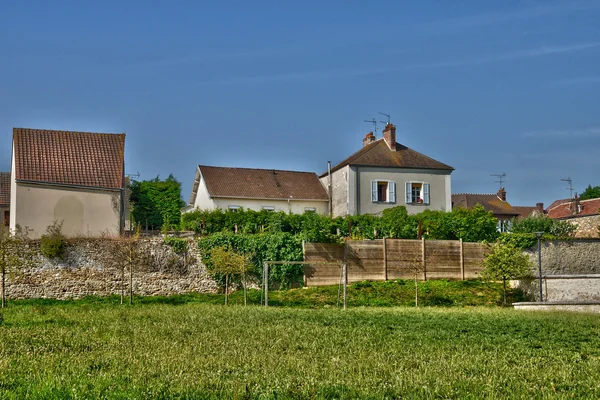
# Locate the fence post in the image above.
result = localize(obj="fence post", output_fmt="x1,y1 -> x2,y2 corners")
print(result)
460,238 -> 465,280
302,240 -> 306,287
383,237 -> 388,281
343,262 -> 347,310
263,261 -> 268,307
422,238 -> 427,281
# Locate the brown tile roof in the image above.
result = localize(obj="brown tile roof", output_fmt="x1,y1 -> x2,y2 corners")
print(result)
321,139 -> 453,177
13,128 -> 125,190
198,166 -> 329,201
547,198 -> 570,211
547,198 -> 600,219
0,172 -> 10,208
452,193 -> 520,217
512,206 -> 541,220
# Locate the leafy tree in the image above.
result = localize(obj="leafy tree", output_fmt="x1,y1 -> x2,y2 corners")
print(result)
580,185 -> 600,200
449,204 -> 500,243
482,243 -> 533,305
207,246 -> 252,305
510,216 -> 575,238
0,225 -> 32,308
129,175 -> 186,230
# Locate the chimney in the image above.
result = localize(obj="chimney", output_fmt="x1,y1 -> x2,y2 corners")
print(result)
362,132 -> 376,147
497,187 -> 506,201
536,202 -> 544,213
382,123 -> 396,151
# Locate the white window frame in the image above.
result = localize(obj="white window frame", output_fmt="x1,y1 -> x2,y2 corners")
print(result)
228,205 -> 241,212
262,206 -> 275,212
405,181 -> 430,205
371,180 -> 396,204
304,207 -> 317,212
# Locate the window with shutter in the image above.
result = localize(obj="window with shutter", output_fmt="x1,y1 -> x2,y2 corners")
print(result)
423,183 -> 430,205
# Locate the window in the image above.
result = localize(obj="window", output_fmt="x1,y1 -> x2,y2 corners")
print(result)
304,207 -> 317,212
228,205 -> 241,212
371,180 -> 396,203
497,219 -> 511,233
262,206 -> 275,212
405,182 -> 430,205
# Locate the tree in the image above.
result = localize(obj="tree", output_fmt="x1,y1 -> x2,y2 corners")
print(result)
449,204 -> 500,242
207,246 -> 252,305
482,243 -> 533,305
104,228 -> 149,305
0,225 -> 32,308
580,185 -> 600,200
509,216 -> 575,238
129,175 -> 186,230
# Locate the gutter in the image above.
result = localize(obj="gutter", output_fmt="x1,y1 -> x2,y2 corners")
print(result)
16,179 -> 122,192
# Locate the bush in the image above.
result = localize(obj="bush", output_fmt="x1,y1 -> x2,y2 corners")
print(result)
40,221 -> 66,259
509,216 -> 575,238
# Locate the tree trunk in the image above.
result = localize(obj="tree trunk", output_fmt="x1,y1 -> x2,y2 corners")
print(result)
414,274 -> 418,307
1,268 -> 5,309
129,264 -> 133,305
120,267 -> 124,305
225,274 -> 229,305
503,277 -> 507,306
243,273 -> 247,307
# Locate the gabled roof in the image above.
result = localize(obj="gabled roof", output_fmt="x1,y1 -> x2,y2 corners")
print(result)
193,165 -> 329,204
512,206 -> 542,220
452,193 -> 520,216
12,128 -> 125,190
547,198 -> 600,219
321,138 -> 453,177
0,172 -> 10,208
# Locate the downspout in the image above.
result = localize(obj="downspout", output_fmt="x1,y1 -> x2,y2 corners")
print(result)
328,161 -> 332,218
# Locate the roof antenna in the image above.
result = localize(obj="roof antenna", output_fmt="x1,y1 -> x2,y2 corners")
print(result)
126,171 -> 140,180
379,112 -> 391,125
363,118 -> 378,135
490,172 -> 506,189
560,177 -> 573,199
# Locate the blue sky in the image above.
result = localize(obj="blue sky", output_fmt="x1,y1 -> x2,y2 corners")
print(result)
1,0 -> 599,207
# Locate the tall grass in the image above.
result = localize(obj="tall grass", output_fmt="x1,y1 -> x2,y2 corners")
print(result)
1,302 -> 599,398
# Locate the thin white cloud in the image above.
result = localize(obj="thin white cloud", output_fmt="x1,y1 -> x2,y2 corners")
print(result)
523,127 -> 600,138
191,42 -> 600,86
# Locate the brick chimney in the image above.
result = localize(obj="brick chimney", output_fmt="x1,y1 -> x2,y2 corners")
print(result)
382,123 -> 396,151
363,132 -> 376,147
536,202 -> 544,213
497,187 -> 506,201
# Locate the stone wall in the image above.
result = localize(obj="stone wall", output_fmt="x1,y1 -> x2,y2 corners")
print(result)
518,240 -> 600,302
5,237 -> 219,300
567,215 -> 600,238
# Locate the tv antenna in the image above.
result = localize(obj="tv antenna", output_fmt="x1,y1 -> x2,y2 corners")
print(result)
490,172 -> 506,189
379,112 -> 391,125
560,177 -> 573,199
364,118 -> 378,135
126,171 -> 141,180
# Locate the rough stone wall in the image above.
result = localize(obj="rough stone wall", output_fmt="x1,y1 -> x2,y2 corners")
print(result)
5,237 -> 219,300
518,240 -> 600,302
566,215 -> 600,238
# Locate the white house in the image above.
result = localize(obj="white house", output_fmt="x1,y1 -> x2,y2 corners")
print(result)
320,123 -> 453,217
187,165 -> 329,214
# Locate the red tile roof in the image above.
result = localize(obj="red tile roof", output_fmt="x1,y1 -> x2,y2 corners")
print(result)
321,139 -> 453,177
198,166 -> 329,201
452,193 -> 520,217
547,198 -> 600,219
13,128 -> 125,190
0,172 -> 10,208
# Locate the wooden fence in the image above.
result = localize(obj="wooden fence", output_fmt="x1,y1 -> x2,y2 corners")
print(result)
303,239 -> 487,287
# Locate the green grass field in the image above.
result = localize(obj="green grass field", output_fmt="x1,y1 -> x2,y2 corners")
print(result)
1,289 -> 599,399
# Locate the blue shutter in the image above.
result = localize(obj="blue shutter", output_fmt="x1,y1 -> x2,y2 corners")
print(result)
372,181 -> 378,202
405,182 -> 412,204
389,181 -> 396,203
423,183 -> 430,205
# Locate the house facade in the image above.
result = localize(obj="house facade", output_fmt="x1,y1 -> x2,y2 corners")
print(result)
188,165 -> 329,214
320,124 -> 453,217
451,188 -> 520,232
547,196 -> 600,238
10,128 -> 126,239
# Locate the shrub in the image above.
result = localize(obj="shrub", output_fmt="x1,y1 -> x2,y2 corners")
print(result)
40,221 -> 66,260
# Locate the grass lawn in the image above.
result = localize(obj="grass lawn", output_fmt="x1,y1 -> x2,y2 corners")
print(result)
1,292 -> 599,399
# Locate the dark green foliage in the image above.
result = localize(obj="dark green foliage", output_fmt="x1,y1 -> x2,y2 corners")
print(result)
580,185 -> 600,200
510,215 -> 576,237
40,221 -> 66,260
129,175 -> 186,230
163,237 -> 187,254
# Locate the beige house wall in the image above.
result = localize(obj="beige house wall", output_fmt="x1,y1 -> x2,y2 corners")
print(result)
11,183 -> 121,239
319,165 -> 349,217
356,166 -> 451,215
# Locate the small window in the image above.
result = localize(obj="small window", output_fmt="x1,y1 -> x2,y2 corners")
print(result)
405,182 -> 430,205
262,206 -> 275,212
228,205 -> 241,212
304,207 -> 317,213
371,180 -> 396,203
